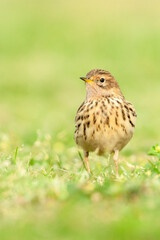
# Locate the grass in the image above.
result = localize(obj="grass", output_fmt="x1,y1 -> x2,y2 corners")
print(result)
0,0 -> 160,239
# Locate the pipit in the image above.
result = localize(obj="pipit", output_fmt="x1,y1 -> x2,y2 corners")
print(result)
74,69 -> 137,176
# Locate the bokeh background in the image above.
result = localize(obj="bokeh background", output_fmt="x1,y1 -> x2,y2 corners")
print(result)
0,0 -> 160,239
0,0 -> 159,151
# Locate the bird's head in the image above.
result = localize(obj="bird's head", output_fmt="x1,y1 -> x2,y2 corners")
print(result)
80,69 -> 123,99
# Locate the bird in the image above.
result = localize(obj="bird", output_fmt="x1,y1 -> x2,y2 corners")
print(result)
74,69 -> 137,177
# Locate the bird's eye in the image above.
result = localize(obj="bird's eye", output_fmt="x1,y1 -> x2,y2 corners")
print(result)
100,78 -> 105,83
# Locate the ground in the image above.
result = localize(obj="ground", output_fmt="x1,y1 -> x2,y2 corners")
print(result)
0,1 -> 160,239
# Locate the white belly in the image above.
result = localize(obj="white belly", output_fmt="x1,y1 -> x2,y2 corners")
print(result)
76,123 -> 134,155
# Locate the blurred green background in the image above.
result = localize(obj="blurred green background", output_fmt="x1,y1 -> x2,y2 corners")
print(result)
0,0 -> 160,239
0,0 -> 159,151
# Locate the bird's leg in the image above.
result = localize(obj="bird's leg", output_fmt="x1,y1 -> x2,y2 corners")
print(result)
107,154 -> 111,162
84,151 -> 90,173
113,150 -> 119,177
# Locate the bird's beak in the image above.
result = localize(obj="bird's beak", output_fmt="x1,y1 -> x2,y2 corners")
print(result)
80,77 -> 93,83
